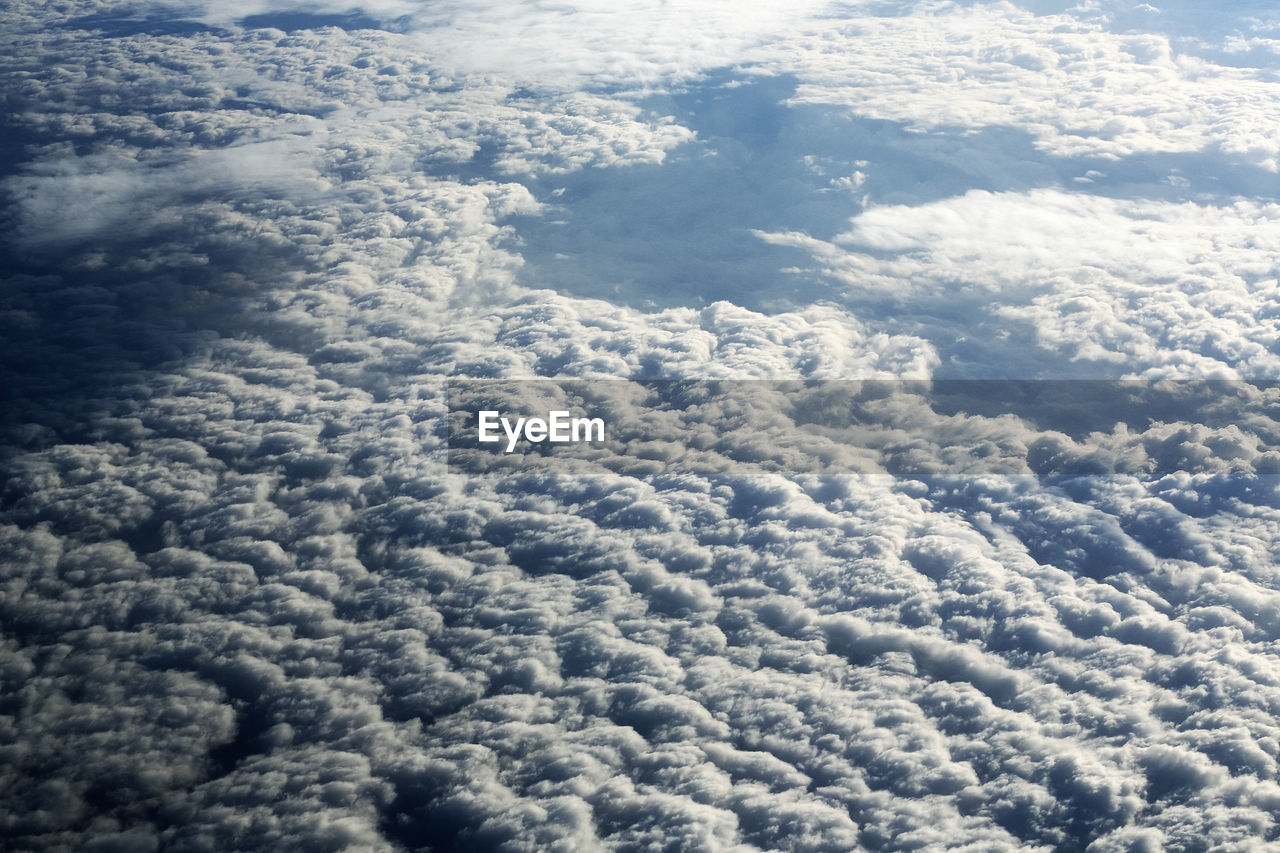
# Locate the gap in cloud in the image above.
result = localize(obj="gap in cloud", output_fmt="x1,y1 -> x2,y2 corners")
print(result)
0,118 -> 41,187
60,7 -> 410,36
59,12 -> 226,38
500,68 -> 1278,336
504,71 -> 1061,313
237,11 -> 410,33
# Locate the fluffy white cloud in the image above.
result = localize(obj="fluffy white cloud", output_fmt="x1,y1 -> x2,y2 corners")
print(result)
5,0 -> 1280,850
760,189 -> 1280,376
770,3 -> 1280,169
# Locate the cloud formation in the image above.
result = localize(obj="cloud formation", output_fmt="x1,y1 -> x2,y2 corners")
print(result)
760,189 -> 1280,377
773,3 -> 1280,169
4,0 -> 1280,850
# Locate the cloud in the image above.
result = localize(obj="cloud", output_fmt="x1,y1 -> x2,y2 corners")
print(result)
5,0 -> 1280,850
760,189 -> 1280,376
154,0 -> 842,90
7,347 -> 1280,850
771,3 -> 1280,169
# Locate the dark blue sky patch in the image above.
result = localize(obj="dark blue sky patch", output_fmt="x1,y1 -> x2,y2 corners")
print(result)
60,12 -> 224,38
238,11 -> 408,33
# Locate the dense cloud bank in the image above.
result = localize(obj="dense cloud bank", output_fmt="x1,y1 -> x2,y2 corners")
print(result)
4,0 -> 1280,850
6,354 -> 1280,850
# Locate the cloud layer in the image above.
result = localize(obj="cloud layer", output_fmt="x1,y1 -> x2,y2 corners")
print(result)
4,0 -> 1280,850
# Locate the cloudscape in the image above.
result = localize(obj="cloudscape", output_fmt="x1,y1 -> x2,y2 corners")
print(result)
3,1 -> 1280,850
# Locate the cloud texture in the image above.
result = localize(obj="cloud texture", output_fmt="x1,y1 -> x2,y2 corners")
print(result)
3,0 -> 1280,850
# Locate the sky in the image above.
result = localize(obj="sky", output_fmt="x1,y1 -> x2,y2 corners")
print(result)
3,1 -> 1280,850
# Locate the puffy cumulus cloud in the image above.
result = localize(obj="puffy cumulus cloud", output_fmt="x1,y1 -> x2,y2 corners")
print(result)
8,349 -> 1280,849
128,0 -> 844,90
3,2 -> 937,384
443,296 -> 938,379
1016,0 -> 1280,70
760,189 -> 1280,377
770,2 -> 1280,169
401,0 -> 841,89
0,18 -> 690,246
5,0 -> 1280,851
